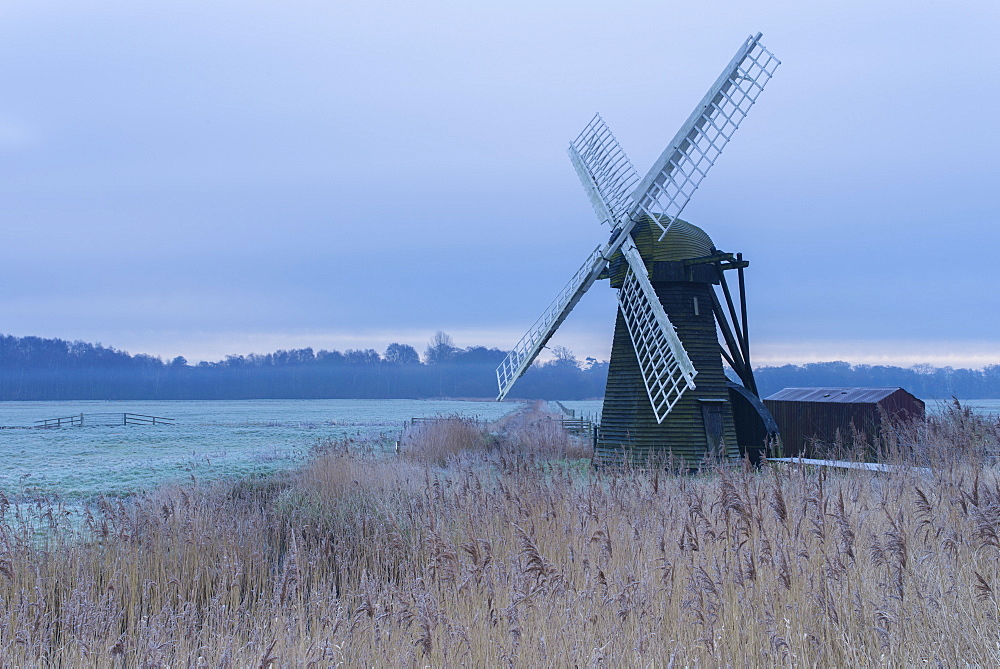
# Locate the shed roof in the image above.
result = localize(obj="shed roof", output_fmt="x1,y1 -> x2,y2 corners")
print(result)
764,387 -> 911,404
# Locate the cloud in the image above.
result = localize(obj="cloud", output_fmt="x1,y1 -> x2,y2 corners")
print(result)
752,340 -> 1000,370
0,0 -> 997,371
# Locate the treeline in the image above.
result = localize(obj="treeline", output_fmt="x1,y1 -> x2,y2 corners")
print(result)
3,334 -> 1000,400
752,361 -> 1000,400
0,333 -> 608,400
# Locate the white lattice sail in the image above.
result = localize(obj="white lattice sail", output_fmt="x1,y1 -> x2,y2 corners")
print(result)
495,246 -> 607,400
631,33 -> 780,238
567,114 -> 640,229
496,120 -> 640,399
617,241 -> 697,422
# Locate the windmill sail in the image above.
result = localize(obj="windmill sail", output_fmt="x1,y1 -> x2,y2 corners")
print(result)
631,33 -> 779,238
567,117 -> 699,420
567,114 -> 641,230
496,120 -> 639,399
496,32 -> 778,411
496,246 -> 607,400
618,240 -> 697,422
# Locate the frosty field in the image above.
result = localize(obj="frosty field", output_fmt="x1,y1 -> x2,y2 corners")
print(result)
2,396 -> 995,502
0,399 -> 523,500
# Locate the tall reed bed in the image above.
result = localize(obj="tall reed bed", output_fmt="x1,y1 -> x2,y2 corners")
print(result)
0,404 -> 998,664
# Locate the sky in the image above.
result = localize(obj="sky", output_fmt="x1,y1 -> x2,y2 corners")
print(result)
1,0 -> 997,368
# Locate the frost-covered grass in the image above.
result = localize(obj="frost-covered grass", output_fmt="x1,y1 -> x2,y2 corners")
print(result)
1,402 -> 999,665
0,398 -> 521,499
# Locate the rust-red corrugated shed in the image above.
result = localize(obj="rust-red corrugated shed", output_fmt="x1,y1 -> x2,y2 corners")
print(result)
763,387 -> 924,457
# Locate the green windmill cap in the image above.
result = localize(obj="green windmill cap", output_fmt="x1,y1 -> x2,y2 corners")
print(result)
606,216 -> 716,286
630,216 -> 715,262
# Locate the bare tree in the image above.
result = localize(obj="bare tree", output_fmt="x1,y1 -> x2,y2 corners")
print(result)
550,345 -> 578,367
424,331 -> 457,365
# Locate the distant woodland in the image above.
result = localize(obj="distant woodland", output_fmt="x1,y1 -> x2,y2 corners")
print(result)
0,333 -> 605,401
0,333 -> 998,401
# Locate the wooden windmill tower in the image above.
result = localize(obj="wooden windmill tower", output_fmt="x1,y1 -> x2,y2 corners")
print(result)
496,33 -> 781,466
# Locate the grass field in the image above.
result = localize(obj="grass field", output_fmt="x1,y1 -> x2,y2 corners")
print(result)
1,401 -> 999,665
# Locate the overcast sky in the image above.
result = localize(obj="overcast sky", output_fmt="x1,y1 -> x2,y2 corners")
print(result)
1,0 -> 997,368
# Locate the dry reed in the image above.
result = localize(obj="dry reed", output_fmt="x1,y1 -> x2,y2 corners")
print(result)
0,403 -> 998,665
398,416 -> 494,466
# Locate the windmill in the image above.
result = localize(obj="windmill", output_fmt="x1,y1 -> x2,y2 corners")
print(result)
495,33 -> 781,466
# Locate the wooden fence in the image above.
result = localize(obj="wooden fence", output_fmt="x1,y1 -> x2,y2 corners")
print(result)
34,412 -> 174,428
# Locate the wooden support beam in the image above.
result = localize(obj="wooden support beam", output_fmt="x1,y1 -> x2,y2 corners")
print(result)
719,345 -> 739,372
717,268 -> 750,365
709,288 -> 749,383
736,254 -> 758,396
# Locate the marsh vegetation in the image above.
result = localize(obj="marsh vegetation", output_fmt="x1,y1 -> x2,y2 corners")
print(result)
1,402 -> 999,664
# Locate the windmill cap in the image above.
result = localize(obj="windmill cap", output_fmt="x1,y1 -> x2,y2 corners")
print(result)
631,216 -> 715,262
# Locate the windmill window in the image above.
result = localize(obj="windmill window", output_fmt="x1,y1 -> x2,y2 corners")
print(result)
693,297 -> 700,316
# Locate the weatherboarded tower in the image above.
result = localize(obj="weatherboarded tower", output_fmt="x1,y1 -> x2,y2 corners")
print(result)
595,219 -> 740,465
